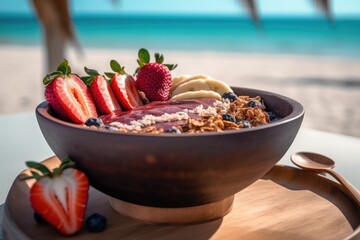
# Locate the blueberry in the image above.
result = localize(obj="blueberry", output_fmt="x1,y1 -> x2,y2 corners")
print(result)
222,92 -> 237,102
164,128 -> 181,134
33,212 -> 47,224
237,120 -> 251,128
246,100 -> 263,109
85,213 -> 107,232
85,117 -> 103,127
222,114 -> 236,123
267,111 -> 279,121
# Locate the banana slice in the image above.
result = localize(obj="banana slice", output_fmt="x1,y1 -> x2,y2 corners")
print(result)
171,74 -> 212,91
172,78 -> 233,97
171,90 -> 221,100
205,79 -> 233,95
172,80 -> 210,96
172,75 -> 191,89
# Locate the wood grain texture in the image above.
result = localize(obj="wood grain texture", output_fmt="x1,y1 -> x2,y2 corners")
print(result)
2,156 -> 359,240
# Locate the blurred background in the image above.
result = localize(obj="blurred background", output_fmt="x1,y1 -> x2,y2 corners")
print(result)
0,0 -> 359,137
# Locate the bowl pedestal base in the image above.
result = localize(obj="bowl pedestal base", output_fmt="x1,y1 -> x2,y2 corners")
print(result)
109,196 -> 235,225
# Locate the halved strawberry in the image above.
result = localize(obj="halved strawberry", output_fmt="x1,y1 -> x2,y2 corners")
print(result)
81,67 -> 121,115
45,81 -> 70,121
24,158 -> 89,235
43,60 -> 97,124
105,60 -> 143,110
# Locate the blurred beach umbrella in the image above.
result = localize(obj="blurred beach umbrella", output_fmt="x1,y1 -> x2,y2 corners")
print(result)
313,0 -> 333,22
240,0 -> 260,27
239,0 -> 332,26
31,0 -> 77,72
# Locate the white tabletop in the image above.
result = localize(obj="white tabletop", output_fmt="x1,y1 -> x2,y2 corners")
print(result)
0,112 -> 359,204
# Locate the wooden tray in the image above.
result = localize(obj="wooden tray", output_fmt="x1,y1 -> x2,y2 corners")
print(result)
2,156 -> 360,240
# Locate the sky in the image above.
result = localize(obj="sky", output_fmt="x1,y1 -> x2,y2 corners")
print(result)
0,0 -> 359,17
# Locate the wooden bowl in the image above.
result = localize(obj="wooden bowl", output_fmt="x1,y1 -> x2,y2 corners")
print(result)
35,87 -> 304,208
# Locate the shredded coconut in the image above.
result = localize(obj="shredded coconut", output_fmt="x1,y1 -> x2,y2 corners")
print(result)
213,99 -> 230,114
108,100 -> 231,131
109,111 -> 189,131
188,104 -> 218,117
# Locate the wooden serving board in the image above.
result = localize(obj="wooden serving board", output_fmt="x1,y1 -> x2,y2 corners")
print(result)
2,156 -> 360,240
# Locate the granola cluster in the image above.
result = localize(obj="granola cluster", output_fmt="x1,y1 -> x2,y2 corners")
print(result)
103,96 -> 273,134
178,96 -> 270,133
228,96 -> 270,127
179,115 -> 239,133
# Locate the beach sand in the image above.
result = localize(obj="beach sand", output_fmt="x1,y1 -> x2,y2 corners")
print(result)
1,45 -> 360,137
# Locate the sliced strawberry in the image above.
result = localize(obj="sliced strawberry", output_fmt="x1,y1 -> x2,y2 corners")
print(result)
111,74 -> 143,110
90,75 -> 121,114
25,159 -> 89,235
53,75 -> 97,124
45,81 -> 69,120
81,67 -> 121,115
43,60 -> 98,124
105,60 -> 143,110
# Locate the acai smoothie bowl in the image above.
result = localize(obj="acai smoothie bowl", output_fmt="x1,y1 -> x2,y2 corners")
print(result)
33,48 -> 304,232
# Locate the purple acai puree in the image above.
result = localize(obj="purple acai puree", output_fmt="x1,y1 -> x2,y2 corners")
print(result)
100,98 -> 217,130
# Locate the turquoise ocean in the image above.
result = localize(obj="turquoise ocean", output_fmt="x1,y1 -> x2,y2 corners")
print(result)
0,14 -> 360,58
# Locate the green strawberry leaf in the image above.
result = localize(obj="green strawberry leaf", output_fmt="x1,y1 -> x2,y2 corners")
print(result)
110,60 -> 122,73
43,71 -> 62,85
26,161 -> 51,176
164,64 -> 178,71
84,66 -> 100,76
60,157 -> 71,167
134,59 -> 146,75
138,48 -> 150,64
57,59 -> 69,75
104,72 -> 115,79
137,59 -> 145,67
59,157 -> 76,171
19,173 -> 35,180
80,76 -> 95,86
30,170 -> 42,180
66,65 -> 72,75
20,170 -> 43,180
154,53 -> 164,64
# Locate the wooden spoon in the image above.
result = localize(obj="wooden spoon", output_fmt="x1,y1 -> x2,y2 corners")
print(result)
291,152 -> 360,206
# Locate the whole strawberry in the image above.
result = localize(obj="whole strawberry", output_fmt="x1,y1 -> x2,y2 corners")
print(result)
135,48 -> 177,101
23,158 -> 89,235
